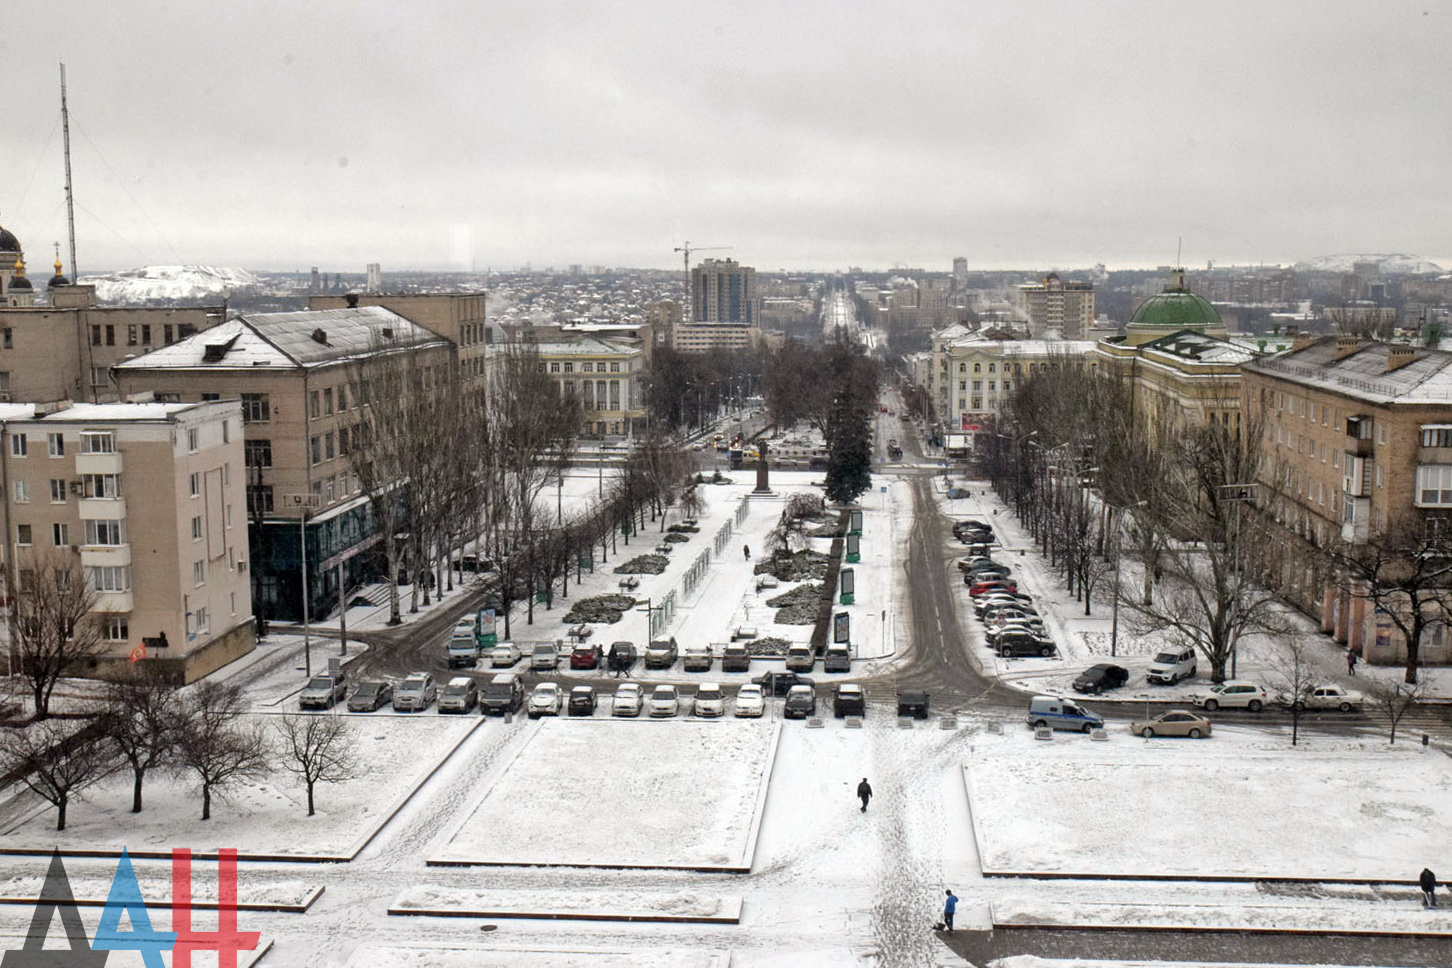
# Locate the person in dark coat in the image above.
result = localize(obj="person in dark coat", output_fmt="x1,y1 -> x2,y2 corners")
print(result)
943,889 -> 958,931
1347,650 -> 1358,675
744,544 -> 751,560
1420,867 -> 1438,908
856,777 -> 872,812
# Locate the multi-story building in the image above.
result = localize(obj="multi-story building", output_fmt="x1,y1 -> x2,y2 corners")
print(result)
930,327 -> 1096,442
1,400 -> 253,682
1241,336 -> 1452,666
114,306 -> 454,622
309,291 -> 490,386
0,221 -> 224,404
529,333 -> 646,438
691,258 -> 758,325
1016,273 -> 1096,339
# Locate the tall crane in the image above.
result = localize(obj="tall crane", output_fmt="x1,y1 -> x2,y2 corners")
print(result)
673,241 -> 732,319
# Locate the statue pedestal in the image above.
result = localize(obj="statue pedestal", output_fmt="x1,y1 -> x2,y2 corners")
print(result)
751,458 -> 773,495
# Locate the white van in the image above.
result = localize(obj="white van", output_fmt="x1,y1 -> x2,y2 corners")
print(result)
1146,647 -> 1197,685
1025,695 -> 1103,733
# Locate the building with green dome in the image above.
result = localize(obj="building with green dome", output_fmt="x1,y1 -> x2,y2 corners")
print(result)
1123,268 -> 1228,346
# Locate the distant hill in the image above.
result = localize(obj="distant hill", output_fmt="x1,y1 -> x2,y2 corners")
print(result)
1292,254 -> 1444,275
75,265 -> 262,305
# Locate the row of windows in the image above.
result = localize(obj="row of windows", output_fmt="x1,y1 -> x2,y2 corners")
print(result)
9,431 -> 116,458
90,322 -> 196,348
12,473 -> 124,503
14,518 -> 125,546
247,472 -> 359,514
545,360 -> 626,374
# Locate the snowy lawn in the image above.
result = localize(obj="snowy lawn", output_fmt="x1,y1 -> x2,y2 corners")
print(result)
433,718 -> 779,869
0,865 -> 317,910
966,725 -> 1452,879
0,715 -> 477,860
344,947 -> 725,968
0,907 -> 271,968
390,885 -> 741,922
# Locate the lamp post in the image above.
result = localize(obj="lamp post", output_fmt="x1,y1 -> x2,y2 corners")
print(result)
286,492 -> 322,678
1217,483 -> 1259,679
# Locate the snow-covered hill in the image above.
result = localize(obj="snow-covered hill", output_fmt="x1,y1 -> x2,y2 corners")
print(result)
1292,253 -> 1444,275
75,265 -> 262,305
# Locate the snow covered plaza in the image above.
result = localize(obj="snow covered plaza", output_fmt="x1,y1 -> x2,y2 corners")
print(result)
3,408 -> 1451,968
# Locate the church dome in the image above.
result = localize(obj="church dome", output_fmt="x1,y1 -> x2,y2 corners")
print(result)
0,225 -> 19,253
1129,269 -> 1221,329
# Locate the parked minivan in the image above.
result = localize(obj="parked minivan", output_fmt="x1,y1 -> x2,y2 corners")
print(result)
1025,695 -> 1103,733
438,676 -> 479,713
480,673 -> 525,715
1146,647 -> 1197,685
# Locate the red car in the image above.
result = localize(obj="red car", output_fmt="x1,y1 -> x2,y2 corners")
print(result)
570,644 -> 603,670
969,579 -> 1018,597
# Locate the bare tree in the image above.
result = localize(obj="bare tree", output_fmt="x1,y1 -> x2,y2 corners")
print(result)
100,671 -> 181,813
274,714 -> 359,817
175,681 -> 268,821
1268,638 -> 1320,746
5,551 -> 106,721
2,718 -> 115,831
1317,513 -> 1452,685
1363,676 -> 1427,744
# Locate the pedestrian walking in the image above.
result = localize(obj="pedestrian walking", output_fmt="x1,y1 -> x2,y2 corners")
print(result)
743,544 -> 751,560
1347,650 -> 1358,675
857,778 -> 872,812
1420,867 -> 1439,908
943,889 -> 958,931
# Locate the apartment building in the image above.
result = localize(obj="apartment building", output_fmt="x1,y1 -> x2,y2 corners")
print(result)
1241,336 -> 1452,666
309,291 -> 490,385
1016,273 -> 1096,339
929,328 -> 1095,438
114,306 -> 454,622
530,334 -> 646,437
1,400 -> 253,682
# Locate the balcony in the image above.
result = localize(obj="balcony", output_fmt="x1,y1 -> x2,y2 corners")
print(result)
79,497 -> 126,519
80,544 -> 131,568
1341,496 -> 1370,544
93,591 -> 134,613
76,452 -> 123,475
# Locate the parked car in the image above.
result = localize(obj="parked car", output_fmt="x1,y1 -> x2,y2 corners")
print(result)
963,563 -> 1012,580
644,638 -> 679,670
447,620 -> 481,669
832,683 -> 866,718
1146,646 -> 1198,685
692,683 -> 726,717
682,644 -> 714,672
489,641 -> 522,668
823,645 -> 852,673
438,676 -> 479,713
785,645 -> 816,672
480,673 -> 525,715
734,684 -> 766,717
347,681 -> 392,712
570,643 -> 603,670
952,519 -> 991,534
1026,695 -> 1103,732
612,682 -> 643,717
981,606 -> 1041,628
721,644 -> 752,673
1131,709 -> 1212,738
956,556 -> 998,572
607,641 -> 638,673
969,579 -> 1019,596
530,643 -> 560,671
975,594 -> 1034,616
649,684 -> 680,717
752,670 -> 816,696
783,685 -> 817,719
1277,683 -> 1365,712
392,672 -> 438,712
299,673 -> 349,710
527,682 -> 562,718
452,555 -> 495,572
996,634 -> 1057,658
1073,663 -> 1130,694
1191,680 -> 1268,712
567,685 -> 597,716
897,690 -> 931,719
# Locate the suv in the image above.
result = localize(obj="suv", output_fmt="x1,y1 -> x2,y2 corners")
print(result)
1146,647 -> 1197,685
530,643 -> 561,671
1190,680 -> 1268,712
783,685 -> 817,719
721,645 -> 751,672
392,673 -> 437,712
447,620 -> 479,668
785,645 -> 815,672
823,645 -> 852,673
607,641 -> 637,673
832,683 -> 866,717
996,634 -> 1056,658
896,690 -> 931,719
299,673 -> 348,710
567,685 -> 597,716
1026,695 -> 1103,733
480,673 -> 525,715
644,638 -> 679,670
438,676 -> 479,713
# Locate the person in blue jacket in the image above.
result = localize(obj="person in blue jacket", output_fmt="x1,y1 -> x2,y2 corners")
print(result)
943,889 -> 958,931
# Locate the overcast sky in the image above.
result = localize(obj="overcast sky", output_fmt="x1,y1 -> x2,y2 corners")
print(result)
5,1 -> 1450,274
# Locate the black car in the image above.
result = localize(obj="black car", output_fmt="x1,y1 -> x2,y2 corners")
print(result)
896,689 -> 930,719
567,685 -> 598,716
752,670 -> 816,697
1072,663 -> 1129,694
956,531 -> 995,546
951,519 -> 991,535
347,681 -> 393,712
607,641 -> 638,673
832,683 -> 866,718
783,686 -> 817,719
996,634 -> 1057,658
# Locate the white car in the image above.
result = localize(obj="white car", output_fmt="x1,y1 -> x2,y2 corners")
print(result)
489,641 -> 521,667
734,684 -> 765,718
527,682 -> 562,718
612,683 -> 643,717
649,684 -> 680,718
1190,680 -> 1268,712
693,683 -> 725,718
392,672 -> 437,712
1279,683 -> 1365,712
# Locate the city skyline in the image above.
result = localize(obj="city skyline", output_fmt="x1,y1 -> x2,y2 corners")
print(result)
4,1 -> 1451,274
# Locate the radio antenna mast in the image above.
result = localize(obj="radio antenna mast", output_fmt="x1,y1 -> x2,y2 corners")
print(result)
60,63 -> 78,281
